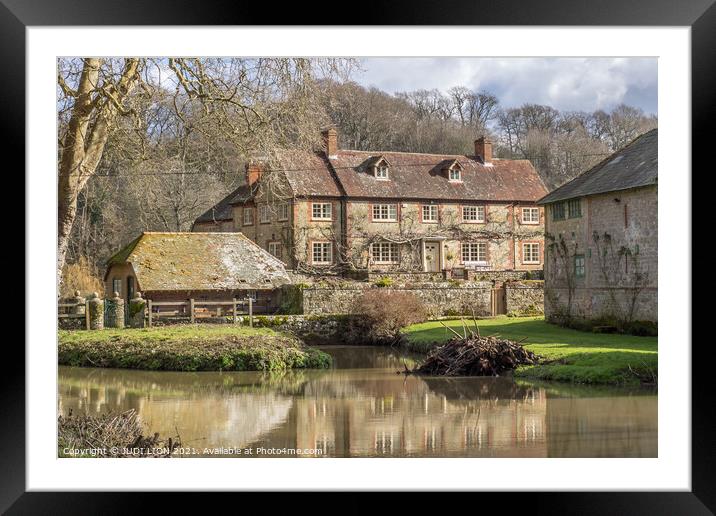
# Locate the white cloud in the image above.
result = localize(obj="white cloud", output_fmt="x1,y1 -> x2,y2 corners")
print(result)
356,57 -> 657,114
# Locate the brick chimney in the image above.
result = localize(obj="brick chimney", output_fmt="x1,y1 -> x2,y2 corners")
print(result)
322,127 -> 338,158
475,136 -> 493,164
245,162 -> 263,185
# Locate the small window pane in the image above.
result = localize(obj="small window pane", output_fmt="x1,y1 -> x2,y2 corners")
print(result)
259,205 -> 271,223
522,207 -> 539,223
463,206 -> 485,222
461,242 -> 487,263
552,203 -> 565,221
574,254 -> 586,277
312,203 -> 332,220
422,205 -> 438,222
243,208 -> 254,225
523,243 -> 540,264
312,242 -> 332,264
373,204 -> 398,221
371,242 -> 399,263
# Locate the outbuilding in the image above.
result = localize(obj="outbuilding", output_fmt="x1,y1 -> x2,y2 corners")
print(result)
104,232 -> 290,313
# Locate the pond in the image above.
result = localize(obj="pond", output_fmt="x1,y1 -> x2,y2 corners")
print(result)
58,345 -> 657,458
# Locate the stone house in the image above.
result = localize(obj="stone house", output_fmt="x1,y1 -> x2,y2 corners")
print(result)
194,128 -> 548,277
104,232 -> 290,312
537,128 -> 657,323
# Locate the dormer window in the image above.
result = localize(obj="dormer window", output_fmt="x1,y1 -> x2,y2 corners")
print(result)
443,159 -> 463,182
449,166 -> 462,181
367,155 -> 391,180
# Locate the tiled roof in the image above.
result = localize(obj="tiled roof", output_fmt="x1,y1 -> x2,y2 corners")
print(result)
329,150 -> 548,201
197,147 -> 548,224
538,129 -> 657,204
107,232 -> 289,291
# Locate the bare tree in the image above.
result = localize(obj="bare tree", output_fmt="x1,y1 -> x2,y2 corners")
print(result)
57,57 -> 355,287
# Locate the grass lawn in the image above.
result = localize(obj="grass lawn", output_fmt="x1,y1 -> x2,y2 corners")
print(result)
58,324 -> 331,372
403,316 -> 657,385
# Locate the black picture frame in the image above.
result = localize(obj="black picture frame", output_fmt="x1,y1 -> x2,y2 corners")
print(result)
5,0 -> 709,512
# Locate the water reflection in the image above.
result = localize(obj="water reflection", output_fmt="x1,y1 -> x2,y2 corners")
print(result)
58,346 -> 657,458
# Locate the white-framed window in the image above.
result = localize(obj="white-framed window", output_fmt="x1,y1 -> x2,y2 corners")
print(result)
523,242 -> 541,264
461,242 -> 487,264
243,207 -> 254,225
462,205 -> 485,223
278,203 -> 289,221
370,242 -> 399,264
522,207 -> 540,224
268,242 -> 282,260
372,203 -> 398,221
259,205 -> 271,224
422,204 -> 438,223
312,202 -> 332,220
312,242 -> 332,264
112,278 -> 122,296
375,164 -> 389,179
449,167 -> 462,181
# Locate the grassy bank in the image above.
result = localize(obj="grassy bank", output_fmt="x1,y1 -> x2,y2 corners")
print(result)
58,325 -> 331,371
403,316 -> 657,385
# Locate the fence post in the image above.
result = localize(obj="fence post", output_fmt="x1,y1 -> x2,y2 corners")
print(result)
248,297 -> 253,327
190,298 -> 195,324
232,298 -> 237,324
87,292 -> 104,330
85,300 -> 90,330
129,292 -> 146,328
106,291 -> 125,329
148,299 -> 153,328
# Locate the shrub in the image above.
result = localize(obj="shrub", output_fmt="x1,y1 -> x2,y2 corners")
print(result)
622,320 -> 658,337
61,256 -> 104,298
373,276 -> 394,288
351,290 -> 428,343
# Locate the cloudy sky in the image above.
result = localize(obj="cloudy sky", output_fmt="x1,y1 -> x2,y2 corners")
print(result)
355,58 -> 657,115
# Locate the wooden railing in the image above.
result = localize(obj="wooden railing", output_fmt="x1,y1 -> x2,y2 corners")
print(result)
57,301 -> 90,330
147,297 -> 254,328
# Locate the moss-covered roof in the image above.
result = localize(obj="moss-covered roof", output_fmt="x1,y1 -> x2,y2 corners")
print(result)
107,232 -> 290,291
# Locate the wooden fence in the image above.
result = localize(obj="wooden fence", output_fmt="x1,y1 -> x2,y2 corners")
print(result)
57,301 -> 90,330
58,297 -> 256,329
146,297 -> 254,327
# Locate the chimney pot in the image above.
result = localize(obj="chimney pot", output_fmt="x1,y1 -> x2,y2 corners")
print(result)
322,127 -> 338,158
245,162 -> 263,185
475,136 -> 493,164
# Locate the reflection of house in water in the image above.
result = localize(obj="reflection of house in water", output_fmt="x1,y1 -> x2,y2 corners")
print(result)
275,374 -> 549,458
58,365 -> 656,458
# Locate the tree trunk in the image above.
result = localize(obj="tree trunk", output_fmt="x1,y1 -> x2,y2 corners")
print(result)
57,58 -> 140,289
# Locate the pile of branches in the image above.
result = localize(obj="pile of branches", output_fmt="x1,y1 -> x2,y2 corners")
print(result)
58,409 -> 181,458
414,318 -> 539,377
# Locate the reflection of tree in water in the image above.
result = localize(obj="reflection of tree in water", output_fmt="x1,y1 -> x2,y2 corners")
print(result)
318,346 -> 422,370
422,376 -> 540,403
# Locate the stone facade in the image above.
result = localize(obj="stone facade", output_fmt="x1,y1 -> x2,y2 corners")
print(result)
542,185 -> 657,322
194,129 -> 547,278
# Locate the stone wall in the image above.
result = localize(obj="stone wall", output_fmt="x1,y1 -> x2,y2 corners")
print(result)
505,281 -> 545,315
300,282 -> 494,318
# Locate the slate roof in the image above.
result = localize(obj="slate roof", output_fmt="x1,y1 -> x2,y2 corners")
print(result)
106,232 -> 290,291
538,128 -> 657,205
194,184 -> 252,224
328,150 -> 547,201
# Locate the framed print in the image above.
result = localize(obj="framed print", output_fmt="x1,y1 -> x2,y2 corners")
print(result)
6,0 -> 712,512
